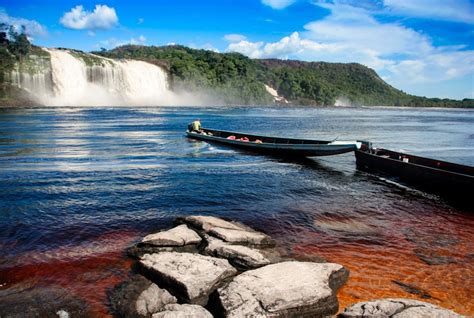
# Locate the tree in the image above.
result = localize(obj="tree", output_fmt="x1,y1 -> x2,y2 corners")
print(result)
0,23 -> 8,46
8,25 -> 31,62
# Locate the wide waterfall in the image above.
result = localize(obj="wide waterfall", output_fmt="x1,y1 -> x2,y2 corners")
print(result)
12,48 -> 180,106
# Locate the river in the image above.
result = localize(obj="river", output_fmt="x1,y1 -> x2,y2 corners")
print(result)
0,106 -> 473,316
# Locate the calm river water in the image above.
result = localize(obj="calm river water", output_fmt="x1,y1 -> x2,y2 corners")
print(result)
1,106 -> 473,316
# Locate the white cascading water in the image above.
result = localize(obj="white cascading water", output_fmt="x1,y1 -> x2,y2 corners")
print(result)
34,48 -> 177,106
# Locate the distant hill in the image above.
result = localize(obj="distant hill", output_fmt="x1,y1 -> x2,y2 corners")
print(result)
93,45 -> 473,108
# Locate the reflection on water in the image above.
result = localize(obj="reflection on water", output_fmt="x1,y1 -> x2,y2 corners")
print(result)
0,106 -> 473,316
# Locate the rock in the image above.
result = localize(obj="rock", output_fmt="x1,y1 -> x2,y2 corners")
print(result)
178,215 -> 245,232
136,284 -> 177,316
391,280 -> 435,300
315,218 -> 377,235
152,304 -> 213,318
139,252 -> 237,305
109,275 -> 177,317
141,225 -> 202,247
179,215 -> 274,247
404,228 -> 459,248
208,227 -> 272,246
128,225 -> 202,259
413,248 -> 457,266
0,285 -> 92,318
127,245 -> 199,259
217,261 -> 349,317
339,298 -> 463,317
204,235 -> 271,270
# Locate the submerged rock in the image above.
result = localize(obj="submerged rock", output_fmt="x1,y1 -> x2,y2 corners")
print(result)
391,280 -> 435,300
204,235 -> 271,270
141,225 -> 202,247
0,285 -> 92,318
139,252 -> 237,305
152,304 -> 212,318
404,228 -> 459,248
217,261 -> 349,317
315,218 -> 377,235
339,298 -> 463,317
179,215 -> 274,247
413,247 -> 457,266
109,275 -> 177,317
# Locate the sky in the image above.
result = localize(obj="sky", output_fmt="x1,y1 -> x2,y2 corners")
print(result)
1,0 -> 473,99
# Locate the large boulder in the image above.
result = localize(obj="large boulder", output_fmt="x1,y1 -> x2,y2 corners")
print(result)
216,261 -> 349,317
109,275 -> 177,317
141,225 -> 202,247
128,225 -> 202,259
339,298 -> 463,317
204,235 -> 271,270
139,252 -> 237,305
179,215 -> 274,247
152,304 -> 212,318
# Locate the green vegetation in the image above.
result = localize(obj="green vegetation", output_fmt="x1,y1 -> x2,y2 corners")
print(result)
69,49 -> 113,67
93,45 -> 274,105
94,45 -> 473,108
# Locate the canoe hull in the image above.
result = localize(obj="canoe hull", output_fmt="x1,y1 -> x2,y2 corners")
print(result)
355,148 -> 474,205
186,130 -> 358,157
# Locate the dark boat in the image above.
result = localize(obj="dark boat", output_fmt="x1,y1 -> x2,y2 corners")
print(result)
355,141 -> 474,204
186,128 -> 360,157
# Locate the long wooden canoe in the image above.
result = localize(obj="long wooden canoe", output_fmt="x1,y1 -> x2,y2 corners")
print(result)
186,128 -> 360,157
355,141 -> 474,205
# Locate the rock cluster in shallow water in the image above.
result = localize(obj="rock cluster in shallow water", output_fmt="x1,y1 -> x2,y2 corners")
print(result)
109,215 -> 464,318
111,215 -> 350,317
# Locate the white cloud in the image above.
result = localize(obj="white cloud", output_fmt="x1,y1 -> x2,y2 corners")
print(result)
228,40 -> 265,58
137,18 -> 144,24
262,0 -> 296,9
227,2 -> 474,98
305,2 -> 432,56
0,9 -> 47,37
223,34 -> 247,42
60,5 -> 118,30
384,0 -> 474,24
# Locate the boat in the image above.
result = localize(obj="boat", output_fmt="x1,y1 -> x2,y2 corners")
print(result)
186,128 -> 361,157
355,141 -> 474,204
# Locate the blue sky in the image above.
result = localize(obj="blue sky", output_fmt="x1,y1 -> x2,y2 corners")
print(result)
1,0 -> 473,99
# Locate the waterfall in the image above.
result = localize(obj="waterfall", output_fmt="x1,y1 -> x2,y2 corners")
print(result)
18,48 -> 175,106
